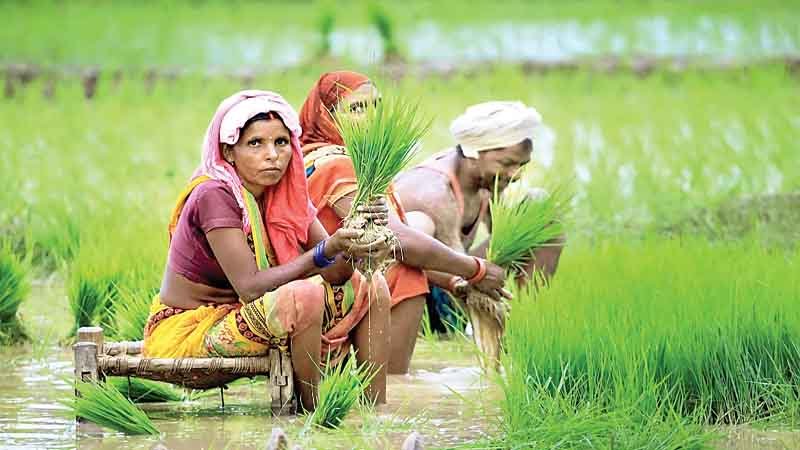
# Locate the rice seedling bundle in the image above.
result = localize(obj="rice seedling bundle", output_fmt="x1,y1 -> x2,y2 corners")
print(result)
467,183 -> 570,368
110,285 -> 154,342
485,183 -> 570,273
63,380 -> 160,435
314,6 -> 335,58
107,377 -> 184,403
368,3 -> 400,61
67,237 -> 158,337
308,352 -> 378,429
68,268 -> 121,335
335,92 -> 431,275
0,241 -> 30,344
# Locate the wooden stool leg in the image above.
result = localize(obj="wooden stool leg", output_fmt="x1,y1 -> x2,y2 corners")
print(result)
77,326 -> 105,353
77,326 -> 105,382
269,349 -> 295,415
72,341 -> 98,426
73,342 -> 99,386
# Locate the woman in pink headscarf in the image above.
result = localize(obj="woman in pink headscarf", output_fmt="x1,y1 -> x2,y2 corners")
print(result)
142,90 -> 392,409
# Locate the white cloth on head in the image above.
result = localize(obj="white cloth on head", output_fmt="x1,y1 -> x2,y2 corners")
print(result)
219,95 -> 302,146
449,101 -> 542,158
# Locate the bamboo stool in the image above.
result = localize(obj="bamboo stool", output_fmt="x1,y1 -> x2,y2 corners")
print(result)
73,326 -> 296,415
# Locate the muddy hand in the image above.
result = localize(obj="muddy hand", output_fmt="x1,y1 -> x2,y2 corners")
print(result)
327,228 -> 364,254
473,260 -> 510,299
451,277 -> 469,298
356,197 -> 389,226
340,229 -> 391,259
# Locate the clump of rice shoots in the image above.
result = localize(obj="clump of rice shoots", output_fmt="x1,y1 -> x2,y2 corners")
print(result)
110,283 -> 157,342
67,242 -> 127,337
0,241 -> 30,344
468,182 -> 570,369
335,93 -> 431,275
368,3 -> 401,62
308,352 -> 378,429
63,380 -> 160,435
314,7 -> 335,59
68,269 -> 120,336
107,377 -> 184,403
486,183 -> 570,272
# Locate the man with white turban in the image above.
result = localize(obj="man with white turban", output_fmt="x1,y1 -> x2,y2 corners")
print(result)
394,101 -> 565,332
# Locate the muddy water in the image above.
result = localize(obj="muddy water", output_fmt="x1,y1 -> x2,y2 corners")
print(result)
5,283 -> 800,449
0,284 -> 497,449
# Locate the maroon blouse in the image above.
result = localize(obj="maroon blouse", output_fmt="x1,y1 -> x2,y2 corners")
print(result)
167,180 -> 243,288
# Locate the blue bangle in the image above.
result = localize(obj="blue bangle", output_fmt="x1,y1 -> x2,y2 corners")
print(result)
313,240 -> 336,268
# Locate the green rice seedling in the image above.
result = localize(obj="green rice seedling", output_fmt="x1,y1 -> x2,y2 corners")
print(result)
68,271 -> 121,334
0,241 -> 30,344
67,246 -> 124,336
418,303 -> 435,341
109,285 -> 154,342
107,377 -> 184,403
466,181 -> 570,368
109,256 -> 161,342
503,238 -> 800,428
486,182 -> 570,274
368,3 -> 400,61
62,379 -> 160,435
335,92 -> 431,274
314,6 -> 335,59
308,352 -> 379,429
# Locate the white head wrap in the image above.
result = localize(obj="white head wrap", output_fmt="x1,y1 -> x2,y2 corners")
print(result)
449,101 -> 542,158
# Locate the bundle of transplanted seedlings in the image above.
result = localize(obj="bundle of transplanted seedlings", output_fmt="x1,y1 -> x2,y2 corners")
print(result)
107,377 -> 185,403
468,181 -> 570,369
307,350 -> 378,429
334,92 -> 431,276
62,379 -> 160,435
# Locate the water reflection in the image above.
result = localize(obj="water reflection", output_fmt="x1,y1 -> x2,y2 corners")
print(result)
0,307 -> 492,450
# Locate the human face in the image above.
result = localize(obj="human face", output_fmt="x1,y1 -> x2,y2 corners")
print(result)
335,82 -> 380,120
224,118 -> 293,196
475,139 -> 533,192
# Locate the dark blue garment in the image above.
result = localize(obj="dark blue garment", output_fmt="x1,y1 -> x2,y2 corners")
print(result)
425,286 -> 466,334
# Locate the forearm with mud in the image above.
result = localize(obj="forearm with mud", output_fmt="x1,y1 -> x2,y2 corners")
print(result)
300,218 -> 354,285
389,215 -> 479,279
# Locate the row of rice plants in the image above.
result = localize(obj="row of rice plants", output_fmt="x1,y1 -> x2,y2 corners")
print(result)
4,65 -> 796,249
66,217 -> 164,339
494,237 -> 800,448
3,0 -> 798,69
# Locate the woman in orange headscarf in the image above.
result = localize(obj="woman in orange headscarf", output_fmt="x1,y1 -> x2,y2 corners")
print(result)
299,71 -> 507,374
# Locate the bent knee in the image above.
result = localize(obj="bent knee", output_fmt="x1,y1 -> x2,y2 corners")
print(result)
280,280 -> 325,329
368,273 -> 391,307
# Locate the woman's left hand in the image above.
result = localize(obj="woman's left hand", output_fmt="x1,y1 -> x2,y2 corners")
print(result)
343,232 -> 392,260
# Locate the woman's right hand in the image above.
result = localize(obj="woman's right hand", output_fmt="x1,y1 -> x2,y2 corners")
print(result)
473,260 -> 513,301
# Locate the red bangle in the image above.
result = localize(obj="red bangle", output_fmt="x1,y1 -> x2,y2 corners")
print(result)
466,257 -> 487,285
